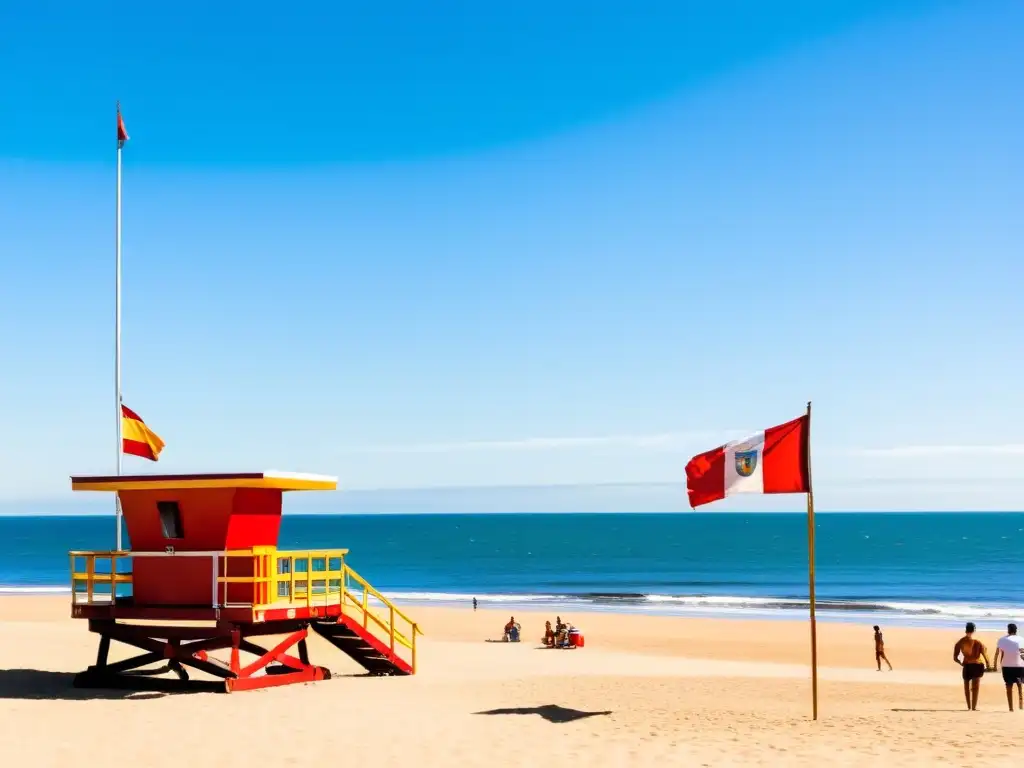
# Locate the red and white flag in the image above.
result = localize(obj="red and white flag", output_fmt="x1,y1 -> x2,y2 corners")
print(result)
685,414 -> 810,508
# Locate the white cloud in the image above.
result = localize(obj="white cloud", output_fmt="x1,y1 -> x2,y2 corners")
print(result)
335,430 -> 746,455
851,444 -> 1024,458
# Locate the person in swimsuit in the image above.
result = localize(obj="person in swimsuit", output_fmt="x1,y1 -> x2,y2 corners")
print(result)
953,621 -> 992,711
873,625 -> 893,671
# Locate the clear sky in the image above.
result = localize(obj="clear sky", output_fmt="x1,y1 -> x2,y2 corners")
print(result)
0,1 -> 1021,512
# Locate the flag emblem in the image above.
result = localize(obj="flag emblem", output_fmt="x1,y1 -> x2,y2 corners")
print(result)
734,449 -> 759,477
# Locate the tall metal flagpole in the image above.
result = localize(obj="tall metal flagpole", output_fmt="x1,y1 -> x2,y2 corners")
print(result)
115,102 -> 125,551
805,400 -> 818,720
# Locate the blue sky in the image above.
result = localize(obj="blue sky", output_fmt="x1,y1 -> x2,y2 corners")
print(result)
0,0 -> 1021,512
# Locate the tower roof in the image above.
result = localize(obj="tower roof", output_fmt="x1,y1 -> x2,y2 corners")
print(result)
70,471 -> 338,492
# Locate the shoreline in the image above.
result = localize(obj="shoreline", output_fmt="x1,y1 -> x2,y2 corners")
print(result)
0,596 -> 1013,679
3,586 -> 1020,631
0,595 -> 997,670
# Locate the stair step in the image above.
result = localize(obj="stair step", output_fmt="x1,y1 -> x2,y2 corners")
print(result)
310,618 -> 409,675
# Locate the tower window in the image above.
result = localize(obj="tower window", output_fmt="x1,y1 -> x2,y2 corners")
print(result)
157,501 -> 184,539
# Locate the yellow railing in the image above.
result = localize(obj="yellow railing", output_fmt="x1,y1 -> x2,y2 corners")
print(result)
263,549 -> 422,670
68,548 -> 422,671
69,551 -> 132,603
267,548 -> 346,607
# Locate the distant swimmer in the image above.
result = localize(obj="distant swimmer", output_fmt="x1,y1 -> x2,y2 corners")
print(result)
953,621 -> 992,711
873,625 -> 893,671
994,623 -> 1024,712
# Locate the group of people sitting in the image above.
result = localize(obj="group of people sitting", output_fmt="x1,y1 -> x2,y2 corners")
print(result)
499,615 -> 578,647
542,616 -> 576,648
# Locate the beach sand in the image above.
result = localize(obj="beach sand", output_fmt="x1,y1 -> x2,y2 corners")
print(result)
0,597 -> 1018,766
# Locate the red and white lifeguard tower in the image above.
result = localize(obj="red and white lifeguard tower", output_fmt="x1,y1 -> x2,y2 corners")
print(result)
68,471 -> 421,693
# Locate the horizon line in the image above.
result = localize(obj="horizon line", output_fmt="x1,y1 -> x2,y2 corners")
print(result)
2,509 -> 1024,518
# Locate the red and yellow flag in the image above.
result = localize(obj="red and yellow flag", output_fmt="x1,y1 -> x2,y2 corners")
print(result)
117,104 -> 129,145
121,404 -> 164,461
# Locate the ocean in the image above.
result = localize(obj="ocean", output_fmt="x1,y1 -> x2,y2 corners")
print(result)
2,512 -> 1021,629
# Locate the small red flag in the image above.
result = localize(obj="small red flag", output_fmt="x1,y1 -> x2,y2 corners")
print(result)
685,414 -> 810,508
117,106 -> 129,145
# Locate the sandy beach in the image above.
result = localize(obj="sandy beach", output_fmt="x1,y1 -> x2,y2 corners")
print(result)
0,597 -> 1019,766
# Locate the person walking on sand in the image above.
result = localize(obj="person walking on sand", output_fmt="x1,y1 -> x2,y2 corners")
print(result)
873,625 -> 893,671
994,623 -> 1024,712
953,621 -> 992,711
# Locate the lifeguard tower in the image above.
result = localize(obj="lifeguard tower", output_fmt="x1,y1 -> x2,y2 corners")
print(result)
68,471 -> 421,693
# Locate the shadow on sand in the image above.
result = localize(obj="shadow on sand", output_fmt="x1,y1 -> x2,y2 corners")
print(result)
0,669 -> 170,701
474,705 -> 612,723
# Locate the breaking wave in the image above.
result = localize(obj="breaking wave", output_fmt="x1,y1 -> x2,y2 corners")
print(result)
3,586 -> 1019,624
380,590 -> 1023,622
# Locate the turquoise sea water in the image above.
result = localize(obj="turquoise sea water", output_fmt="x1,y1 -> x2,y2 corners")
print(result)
1,512 -> 1022,628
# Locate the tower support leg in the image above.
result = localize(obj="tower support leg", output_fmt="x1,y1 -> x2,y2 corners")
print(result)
73,619 -> 331,693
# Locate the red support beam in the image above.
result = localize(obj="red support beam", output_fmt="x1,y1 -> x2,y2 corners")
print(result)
230,629 -> 241,674
74,619 -> 332,694
227,665 -> 325,692
238,627 -> 308,678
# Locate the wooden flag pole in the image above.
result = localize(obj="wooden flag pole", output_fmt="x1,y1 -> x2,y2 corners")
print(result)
805,400 -> 818,720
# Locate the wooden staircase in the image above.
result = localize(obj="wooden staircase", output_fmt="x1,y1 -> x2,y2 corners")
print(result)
311,614 -> 414,675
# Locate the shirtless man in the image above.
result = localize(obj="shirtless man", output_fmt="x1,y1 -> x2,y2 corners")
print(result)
873,625 -> 893,671
953,622 -> 992,711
